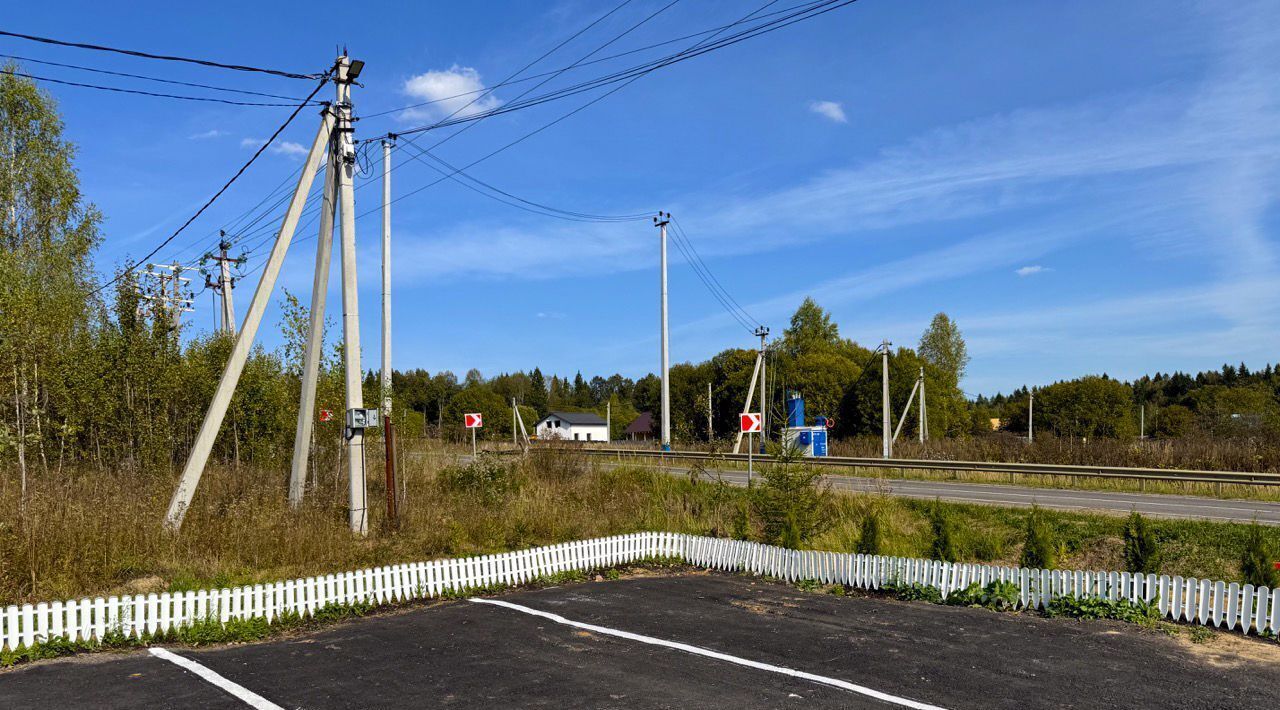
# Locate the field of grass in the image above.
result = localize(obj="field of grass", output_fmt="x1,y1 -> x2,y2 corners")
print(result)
2,442 -> 1278,607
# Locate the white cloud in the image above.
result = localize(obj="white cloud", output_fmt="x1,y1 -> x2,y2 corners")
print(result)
239,138 -> 309,159
188,129 -> 226,140
808,100 -> 847,123
536,311 -> 566,319
270,141 -> 308,158
1015,265 -> 1047,277
400,65 -> 501,121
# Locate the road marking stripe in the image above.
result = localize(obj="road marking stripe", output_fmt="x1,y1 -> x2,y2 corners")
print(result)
148,647 -> 284,710
471,598 -> 947,710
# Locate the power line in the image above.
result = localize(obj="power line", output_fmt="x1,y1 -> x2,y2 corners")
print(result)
1,68 -> 322,107
395,136 -> 650,222
391,0 -> 853,138
0,53 -> 316,101
0,28 -> 323,79
97,74 -> 330,294
670,218 -> 762,330
360,0 -> 830,120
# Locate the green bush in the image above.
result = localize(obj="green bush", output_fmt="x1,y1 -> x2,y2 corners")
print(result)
1123,511 -> 1162,574
891,582 -> 943,604
1241,523 -> 1280,589
856,512 -> 882,555
945,580 -> 1020,610
750,453 -> 833,547
929,503 -> 959,562
946,582 -> 985,606
438,453 -> 520,502
1045,595 -> 1160,624
1020,506 -> 1057,569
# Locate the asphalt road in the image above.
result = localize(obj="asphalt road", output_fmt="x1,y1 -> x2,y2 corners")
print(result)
646,464 -> 1280,525
4,574 -> 1277,709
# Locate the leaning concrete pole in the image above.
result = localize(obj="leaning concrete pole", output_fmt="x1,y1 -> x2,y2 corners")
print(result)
335,56 -> 369,535
165,111 -> 334,530
731,351 -> 762,454
288,139 -> 338,508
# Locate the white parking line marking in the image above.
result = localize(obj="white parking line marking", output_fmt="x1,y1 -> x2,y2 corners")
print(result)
471,598 -> 948,710
148,647 -> 284,710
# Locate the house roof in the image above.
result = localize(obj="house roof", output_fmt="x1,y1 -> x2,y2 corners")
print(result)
625,411 -> 654,434
537,410 -> 607,426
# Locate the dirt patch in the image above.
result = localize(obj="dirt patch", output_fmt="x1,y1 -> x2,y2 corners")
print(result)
1169,628 -> 1280,667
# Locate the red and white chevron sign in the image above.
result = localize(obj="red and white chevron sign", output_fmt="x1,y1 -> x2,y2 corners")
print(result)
740,412 -> 762,433
464,413 -> 483,429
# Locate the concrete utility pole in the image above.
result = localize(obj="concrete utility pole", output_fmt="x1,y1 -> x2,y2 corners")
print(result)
288,132 -> 339,508
205,234 -> 239,334
1140,405 -> 1145,440
654,212 -> 672,451
732,349 -> 763,454
1028,390 -> 1035,443
706,382 -> 713,441
142,263 -> 193,330
881,340 -> 892,459
336,56 -> 369,535
918,366 -> 927,444
607,398 -> 612,443
756,326 -> 769,452
166,102 -> 336,531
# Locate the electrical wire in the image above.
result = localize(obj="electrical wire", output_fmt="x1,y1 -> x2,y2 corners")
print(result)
391,0 -> 853,138
0,28 -> 323,79
0,53 -> 316,101
670,218 -> 762,329
97,74 -> 330,293
1,68 -> 323,106
360,0 -> 830,120
395,136 -> 649,222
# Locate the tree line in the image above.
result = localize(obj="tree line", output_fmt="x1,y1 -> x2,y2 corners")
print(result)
4,67 -> 1280,486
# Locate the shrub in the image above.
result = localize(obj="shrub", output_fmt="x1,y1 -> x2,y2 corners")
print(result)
1122,511 -> 1162,574
1020,506 -> 1057,570
983,580 -> 1021,611
891,582 -> 943,604
438,453 -> 520,502
1241,523 -> 1280,589
946,582 -> 985,607
750,455 -> 832,547
929,503 -> 958,562
856,512 -> 882,555
1045,595 -> 1160,625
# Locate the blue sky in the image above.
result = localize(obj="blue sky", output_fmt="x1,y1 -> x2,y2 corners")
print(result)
6,0 -> 1279,395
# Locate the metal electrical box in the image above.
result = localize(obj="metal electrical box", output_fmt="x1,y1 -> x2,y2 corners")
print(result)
346,408 -> 381,430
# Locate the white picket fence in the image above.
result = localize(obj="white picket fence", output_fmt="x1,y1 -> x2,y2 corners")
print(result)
3,532 -> 1278,653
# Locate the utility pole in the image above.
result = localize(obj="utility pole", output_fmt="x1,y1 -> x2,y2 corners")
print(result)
881,340 -> 892,459
732,347 -> 763,454
654,211 -> 672,451
141,263 -> 193,331
336,56 -> 369,536
1028,390 -> 1035,443
380,136 -> 397,526
756,326 -> 769,452
204,234 -> 240,334
607,398 -> 612,443
166,90 -> 337,531
513,397 -> 518,446
918,367 -> 926,444
706,382 -> 713,441
1140,405 -> 1145,440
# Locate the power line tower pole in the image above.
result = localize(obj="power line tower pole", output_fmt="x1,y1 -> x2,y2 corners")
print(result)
336,56 -> 369,535
918,366 -> 927,443
706,382 -> 713,441
654,211 -> 672,452
142,263 -> 193,331
755,326 -> 769,452
881,340 -> 892,459
207,233 -> 240,334
380,136 -> 397,525
166,78 -> 339,530
1028,390 -> 1035,443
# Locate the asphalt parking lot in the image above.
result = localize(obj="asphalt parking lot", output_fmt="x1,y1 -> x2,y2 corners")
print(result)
4,573 -> 1279,709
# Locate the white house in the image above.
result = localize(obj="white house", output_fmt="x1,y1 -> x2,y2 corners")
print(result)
534,410 -> 609,443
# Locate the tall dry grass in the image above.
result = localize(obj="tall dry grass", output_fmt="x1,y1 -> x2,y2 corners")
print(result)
0,441 -> 735,606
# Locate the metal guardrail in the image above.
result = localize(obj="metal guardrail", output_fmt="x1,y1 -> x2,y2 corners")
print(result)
578,447 -> 1280,487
